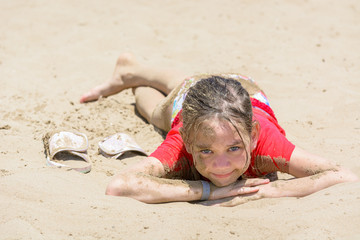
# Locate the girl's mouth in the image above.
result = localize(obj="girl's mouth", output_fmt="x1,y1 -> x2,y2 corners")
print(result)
211,170 -> 234,179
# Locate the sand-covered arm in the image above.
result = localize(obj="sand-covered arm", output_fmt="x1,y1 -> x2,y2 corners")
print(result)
206,146 -> 359,207
271,146 -> 359,196
105,157 -> 268,203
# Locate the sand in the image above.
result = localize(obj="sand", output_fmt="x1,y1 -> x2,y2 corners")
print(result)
1,0 -> 360,239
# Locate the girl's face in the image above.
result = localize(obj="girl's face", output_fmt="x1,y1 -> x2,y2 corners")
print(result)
186,117 -> 257,187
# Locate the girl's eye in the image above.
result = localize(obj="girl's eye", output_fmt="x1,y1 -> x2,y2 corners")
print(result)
229,146 -> 240,152
200,149 -> 212,154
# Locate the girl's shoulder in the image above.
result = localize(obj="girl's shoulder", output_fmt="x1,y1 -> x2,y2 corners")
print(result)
252,106 -> 286,136
246,108 -> 295,178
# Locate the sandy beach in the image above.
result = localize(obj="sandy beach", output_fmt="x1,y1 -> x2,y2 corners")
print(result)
1,0 -> 360,239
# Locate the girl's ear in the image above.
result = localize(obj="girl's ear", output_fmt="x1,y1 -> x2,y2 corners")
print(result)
250,121 -> 260,151
179,127 -> 193,153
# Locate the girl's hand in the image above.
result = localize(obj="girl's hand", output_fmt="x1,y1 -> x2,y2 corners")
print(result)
202,179 -> 276,207
208,178 -> 270,201
218,182 -> 275,207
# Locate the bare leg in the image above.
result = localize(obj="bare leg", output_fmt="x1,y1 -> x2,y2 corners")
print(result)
80,53 -> 186,103
133,83 -> 182,131
133,87 -> 165,123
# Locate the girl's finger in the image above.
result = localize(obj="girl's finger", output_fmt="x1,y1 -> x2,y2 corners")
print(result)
237,186 -> 259,195
244,178 -> 270,187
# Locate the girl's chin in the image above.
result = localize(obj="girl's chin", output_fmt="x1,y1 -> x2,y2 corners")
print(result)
210,177 -> 237,187
209,172 -> 240,187
211,179 -> 235,187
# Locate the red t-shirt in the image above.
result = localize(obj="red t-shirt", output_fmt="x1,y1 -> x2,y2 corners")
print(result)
150,99 -> 295,180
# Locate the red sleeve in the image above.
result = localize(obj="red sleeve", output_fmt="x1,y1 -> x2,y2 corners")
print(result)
244,109 -> 295,177
149,121 -> 196,179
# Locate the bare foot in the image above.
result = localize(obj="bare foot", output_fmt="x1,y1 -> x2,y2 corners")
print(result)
80,53 -> 140,103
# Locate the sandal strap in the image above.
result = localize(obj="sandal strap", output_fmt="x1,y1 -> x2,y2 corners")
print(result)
49,131 -> 88,158
46,150 -> 91,173
98,133 -> 147,158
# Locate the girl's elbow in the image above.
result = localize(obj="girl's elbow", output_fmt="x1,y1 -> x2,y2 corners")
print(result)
105,183 -> 118,196
347,172 -> 359,182
339,168 -> 359,183
105,177 -> 128,196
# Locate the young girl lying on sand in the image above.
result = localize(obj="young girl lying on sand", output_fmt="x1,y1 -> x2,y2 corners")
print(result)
80,53 -> 358,206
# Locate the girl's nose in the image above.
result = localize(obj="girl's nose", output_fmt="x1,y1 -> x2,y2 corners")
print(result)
213,154 -> 230,168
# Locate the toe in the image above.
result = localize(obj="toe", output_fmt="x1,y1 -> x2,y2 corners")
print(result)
80,90 -> 99,103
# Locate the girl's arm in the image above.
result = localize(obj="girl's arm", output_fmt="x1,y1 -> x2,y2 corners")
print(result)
207,146 -> 359,207
272,146 -> 358,197
284,147 -> 358,194
105,157 -> 268,203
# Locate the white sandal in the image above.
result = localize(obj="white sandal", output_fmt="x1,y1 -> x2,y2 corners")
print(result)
43,131 -> 91,173
98,133 -> 147,159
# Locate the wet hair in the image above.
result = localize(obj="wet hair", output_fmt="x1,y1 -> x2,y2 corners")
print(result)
181,75 -> 253,156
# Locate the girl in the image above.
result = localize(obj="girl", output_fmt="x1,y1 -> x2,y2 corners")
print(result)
80,53 -> 358,206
